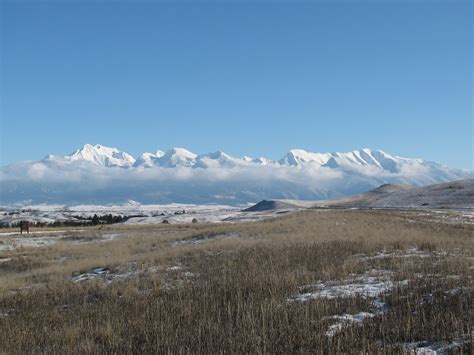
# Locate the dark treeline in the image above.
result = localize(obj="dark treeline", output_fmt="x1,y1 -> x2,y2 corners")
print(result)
0,214 -> 144,229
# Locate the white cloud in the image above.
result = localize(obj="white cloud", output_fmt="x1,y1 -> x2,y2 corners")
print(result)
0,159 -> 471,205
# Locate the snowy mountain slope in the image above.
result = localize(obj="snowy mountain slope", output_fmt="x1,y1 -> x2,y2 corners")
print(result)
277,148 -> 471,184
136,149 -> 275,168
279,149 -> 332,166
154,148 -> 197,167
314,179 -> 474,209
133,150 -> 165,168
194,151 -> 247,168
44,144 -> 136,167
1,144 -> 472,205
244,179 -> 474,211
279,148 -> 420,174
322,149 -> 402,171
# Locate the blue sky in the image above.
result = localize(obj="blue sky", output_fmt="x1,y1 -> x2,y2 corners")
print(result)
1,0 -> 472,169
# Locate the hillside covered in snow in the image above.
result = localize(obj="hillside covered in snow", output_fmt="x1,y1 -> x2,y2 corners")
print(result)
1,144 -> 472,205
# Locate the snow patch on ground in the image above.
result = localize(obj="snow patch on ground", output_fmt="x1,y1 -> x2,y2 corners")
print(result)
100,233 -> 122,241
289,269 -> 409,337
0,309 -> 15,318
72,266 -> 140,283
397,333 -> 472,354
289,269 -> 406,302
358,247 -> 447,260
325,312 -> 375,337
71,263 -> 196,289
0,232 -> 124,254
171,232 -> 240,247
0,229 -> 85,236
7,237 -> 58,250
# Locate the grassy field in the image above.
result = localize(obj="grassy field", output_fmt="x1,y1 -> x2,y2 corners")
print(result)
0,209 -> 472,353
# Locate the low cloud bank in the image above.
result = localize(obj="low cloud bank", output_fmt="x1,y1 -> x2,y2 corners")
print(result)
0,160 -> 470,205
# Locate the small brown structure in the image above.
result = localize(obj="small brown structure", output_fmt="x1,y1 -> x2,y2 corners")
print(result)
20,221 -> 30,234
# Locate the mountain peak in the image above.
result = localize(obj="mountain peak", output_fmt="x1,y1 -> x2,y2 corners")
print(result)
207,150 -> 229,159
194,150 -> 241,168
66,144 -> 135,167
166,147 -> 196,157
157,147 -> 197,167
279,149 -> 332,166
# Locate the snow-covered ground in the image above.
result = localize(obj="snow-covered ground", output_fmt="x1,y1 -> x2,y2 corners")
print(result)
287,247 -> 472,352
0,231 -> 124,253
289,269 -> 407,337
1,200 -> 473,229
398,334 -> 473,354
0,202 -> 295,228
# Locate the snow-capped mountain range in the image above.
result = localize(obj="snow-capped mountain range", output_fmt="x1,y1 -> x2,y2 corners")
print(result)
1,144 -> 472,205
40,143 -> 461,173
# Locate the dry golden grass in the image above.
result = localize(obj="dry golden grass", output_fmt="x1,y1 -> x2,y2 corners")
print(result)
0,209 -> 472,353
